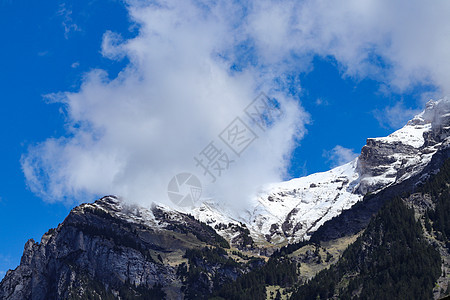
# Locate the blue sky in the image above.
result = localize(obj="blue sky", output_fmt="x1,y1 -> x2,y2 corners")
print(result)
0,0 -> 134,279
0,0 -> 446,278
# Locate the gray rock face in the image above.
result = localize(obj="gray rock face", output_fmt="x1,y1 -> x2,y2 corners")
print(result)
357,139 -> 421,194
311,98 -> 450,242
356,99 -> 450,195
4,98 -> 450,299
311,144 -> 450,243
238,98 -> 450,244
0,196 -> 229,300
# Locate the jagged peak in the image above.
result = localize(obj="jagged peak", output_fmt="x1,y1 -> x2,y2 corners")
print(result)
71,97 -> 450,246
93,195 -> 122,211
368,98 -> 450,149
409,97 -> 450,126
192,97 -> 450,244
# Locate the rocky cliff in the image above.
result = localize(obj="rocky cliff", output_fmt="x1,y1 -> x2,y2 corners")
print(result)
192,98 -> 450,244
3,98 -> 450,299
0,197 -> 236,299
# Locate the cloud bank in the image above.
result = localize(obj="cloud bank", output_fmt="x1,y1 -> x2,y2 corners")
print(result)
22,0 -> 307,209
23,0 -> 450,208
373,101 -> 422,129
324,145 -> 359,168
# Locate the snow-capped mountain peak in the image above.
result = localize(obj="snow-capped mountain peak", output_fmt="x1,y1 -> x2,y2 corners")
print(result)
191,98 -> 450,245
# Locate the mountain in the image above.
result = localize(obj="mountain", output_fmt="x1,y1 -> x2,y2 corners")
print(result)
2,98 -> 450,299
193,98 -> 450,244
0,197 -> 236,299
291,157 -> 450,300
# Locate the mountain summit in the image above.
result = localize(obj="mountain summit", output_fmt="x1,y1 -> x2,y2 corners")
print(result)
2,98 -> 450,299
190,98 -> 450,244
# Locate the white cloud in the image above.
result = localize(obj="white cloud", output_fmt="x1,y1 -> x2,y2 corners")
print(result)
37,51 -> 49,57
373,101 -> 422,129
22,0 -> 306,211
57,3 -> 80,39
23,0 -> 450,210
324,145 -> 359,168
315,98 -> 329,106
247,0 -> 450,94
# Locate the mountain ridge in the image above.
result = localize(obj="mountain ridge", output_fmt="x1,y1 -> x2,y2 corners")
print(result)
191,98 -> 450,244
2,98 -> 450,299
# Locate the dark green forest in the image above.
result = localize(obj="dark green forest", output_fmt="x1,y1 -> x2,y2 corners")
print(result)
179,159 -> 450,300
291,197 -> 441,299
290,159 -> 450,299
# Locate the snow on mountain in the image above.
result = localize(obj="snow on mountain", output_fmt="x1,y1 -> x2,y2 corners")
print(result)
101,98 -> 450,246
190,98 -> 450,245
248,158 -> 361,243
375,122 -> 431,148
